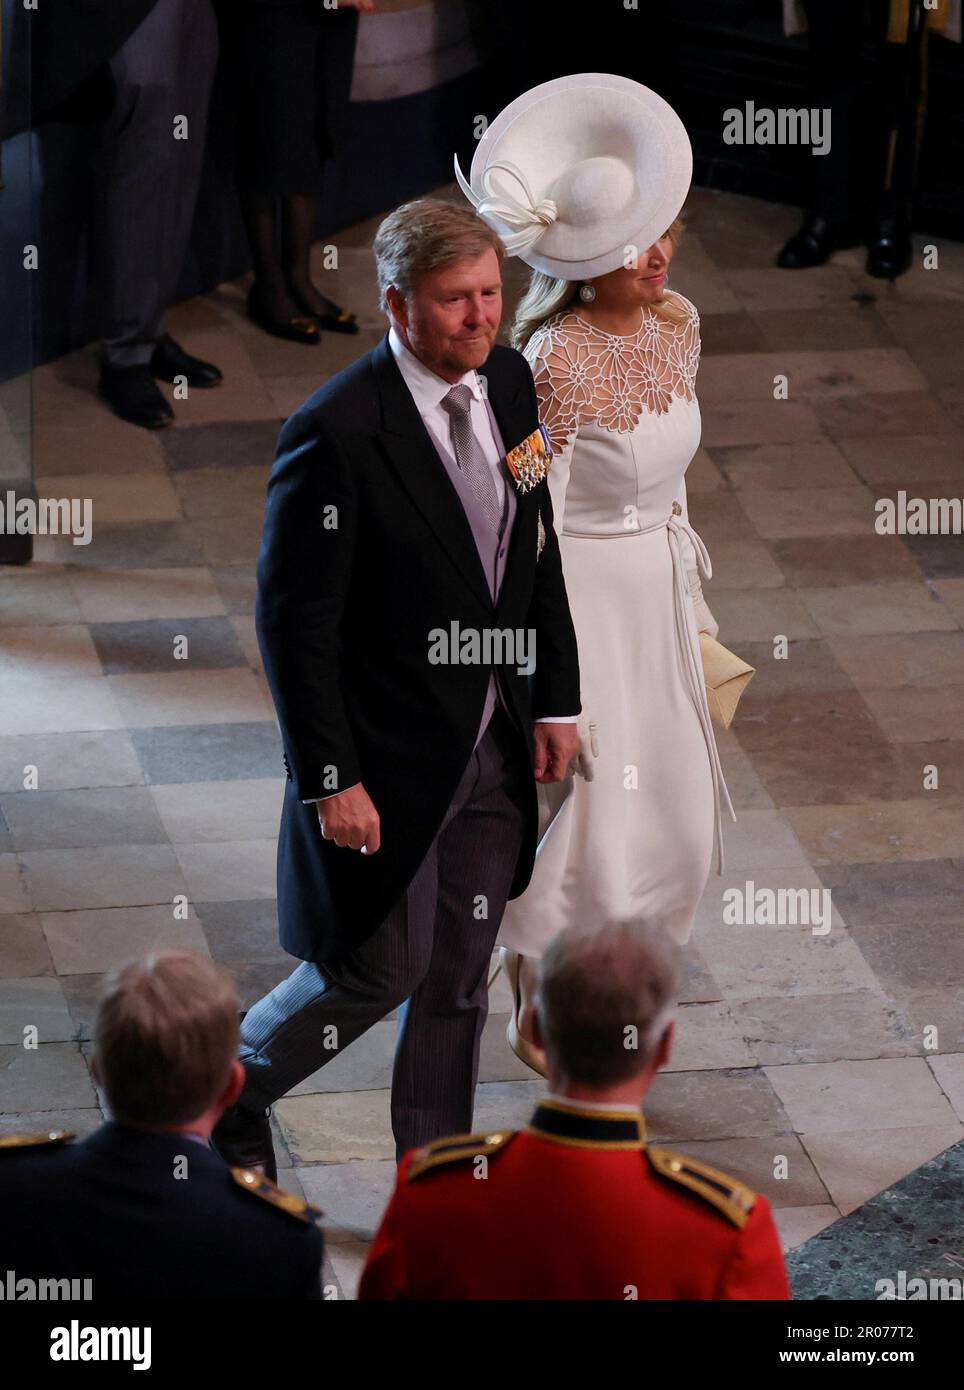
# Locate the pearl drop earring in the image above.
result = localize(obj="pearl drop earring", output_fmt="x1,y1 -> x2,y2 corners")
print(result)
579,282 -> 596,303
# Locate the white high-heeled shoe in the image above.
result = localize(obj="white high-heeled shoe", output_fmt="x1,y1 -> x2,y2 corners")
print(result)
501,947 -> 547,1079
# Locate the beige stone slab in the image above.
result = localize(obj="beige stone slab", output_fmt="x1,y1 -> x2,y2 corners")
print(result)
928,1054 -> 964,1123
288,1021 -> 396,1098
697,349 -> 926,403
693,863 -> 846,935
480,1013 -> 543,1083
0,857 -> 30,915
902,988 -> 964,1054
700,401 -> 825,448
725,265 -> 864,313
773,1204 -> 840,1252
276,1089 -> 395,1163
828,633 -> 964,689
229,615 -> 262,672
716,732 -> 776,810
719,809 -> 810,871
765,1057 -> 957,1134
39,472 -> 180,525
0,573 -> 83,627
800,1121 -> 964,1215
731,991 -> 917,1065
0,914 -> 55,976
23,844 -> 188,913
174,838 -> 277,902
705,537 -> 785,589
157,332 -> 279,424
267,376 -> 329,420
932,578 -> 964,626
785,798 -> 964,864
0,1107 -> 103,1140
699,927 -> 879,1002
0,677 -> 126,736
798,582 -> 959,637
40,903 -> 207,975
108,667 -> 272,727
667,1134 -> 829,1209
324,1240 -> 371,1303
683,447 -> 726,492
860,685 -> 964,743
644,1067 -> 791,1142
69,567 -> 225,622
708,589 -> 820,642
172,466 -> 269,521
738,486 -> 878,539
151,779 -> 282,843
191,513 -> 265,567
714,440 -> 858,490
33,425 -> 165,479
664,1002 -> 757,1070
0,625 -> 102,683
838,434 -> 964,484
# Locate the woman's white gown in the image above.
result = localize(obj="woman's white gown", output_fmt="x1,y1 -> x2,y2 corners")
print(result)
498,293 -> 732,954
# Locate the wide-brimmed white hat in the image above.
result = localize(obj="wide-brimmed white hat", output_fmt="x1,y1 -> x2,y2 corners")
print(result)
455,73 -> 692,281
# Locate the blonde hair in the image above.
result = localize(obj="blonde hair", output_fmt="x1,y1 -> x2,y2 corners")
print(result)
511,216 -> 688,349
373,197 -> 505,314
94,951 -> 240,1126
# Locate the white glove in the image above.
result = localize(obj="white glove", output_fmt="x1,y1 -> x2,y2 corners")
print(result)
573,718 -> 599,781
687,569 -> 719,639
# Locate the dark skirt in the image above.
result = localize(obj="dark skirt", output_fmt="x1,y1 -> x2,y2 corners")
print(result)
229,0 -> 359,196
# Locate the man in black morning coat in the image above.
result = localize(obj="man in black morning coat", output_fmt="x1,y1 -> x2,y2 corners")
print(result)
213,198 -> 581,1177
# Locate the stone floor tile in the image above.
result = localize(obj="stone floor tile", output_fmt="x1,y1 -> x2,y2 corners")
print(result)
22,845 -> 188,913
838,433 -> 964,485
664,1001 -> 757,1070
0,1107 -> 104,1140
172,465 -> 269,521
709,439 -> 858,491
130,721 -> 283,784
0,914 -> 54,977
699,926 -> 879,1001
33,423 -> 164,478
706,589 -> 820,642
0,1041 -> 97,1112
738,485 -> 877,539
731,991 -> 917,1065
717,808 -> 809,870
771,535 -> 923,588
0,731 -> 143,794
644,1067 -> 792,1142
0,856 -> 30,914
288,1021 -> 396,1098
276,1089 -> 395,1163
668,1134 -> 830,1209
108,668 -> 272,728
59,973 -> 106,1042
799,580 -> 957,636
802,1121 -> 964,1217
706,537 -> 786,590
297,1160 -> 397,1244
324,1240 -> 372,1302
0,625 -> 102,682
69,567 -> 225,623
0,976 -> 76,1044
774,1205 -> 841,1252
158,419 -> 282,473
89,617 -> 246,676
785,799 -> 964,865
42,470 -> 181,525
861,685 -> 964,743
0,573 -> 82,627
928,1054 -> 964,1123
48,521 -> 205,571
173,838 -> 277,901
732,640 -> 854,699
189,513 -> 266,568
210,564 -> 257,616
700,401 -> 825,448
193,898 -> 283,966
0,787 -> 167,851
151,779 -> 282,843
715,732 -> 775,810
765,1057 -> 957,1134
40,903 -> 207,975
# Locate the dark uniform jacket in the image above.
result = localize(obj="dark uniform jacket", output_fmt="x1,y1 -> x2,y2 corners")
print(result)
257,334 -> 580,964
0,1123 -> 324,1300
359,1099 -> 791,1300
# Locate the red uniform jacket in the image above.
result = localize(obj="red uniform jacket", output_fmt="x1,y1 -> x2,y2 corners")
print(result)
359,1099 -> 790,1301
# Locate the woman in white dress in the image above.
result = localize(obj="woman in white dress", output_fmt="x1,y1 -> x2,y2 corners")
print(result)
456,74 -> 734,1071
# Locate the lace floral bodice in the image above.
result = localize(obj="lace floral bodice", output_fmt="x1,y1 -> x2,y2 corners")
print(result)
523,293 -> 700,457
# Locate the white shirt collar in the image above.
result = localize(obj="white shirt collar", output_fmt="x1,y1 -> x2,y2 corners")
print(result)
546,1092 -> 643,1116
388,324 -> 486,414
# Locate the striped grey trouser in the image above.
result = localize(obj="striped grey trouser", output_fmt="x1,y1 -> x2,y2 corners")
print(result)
238,707 -> 529,1158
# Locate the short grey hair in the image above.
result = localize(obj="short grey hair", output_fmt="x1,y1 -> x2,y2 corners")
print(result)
372,197 -> 505,313
536,924 -> 684,1085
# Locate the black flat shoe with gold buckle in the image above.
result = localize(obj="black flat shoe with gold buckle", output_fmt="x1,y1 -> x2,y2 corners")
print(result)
246,286 -> 321,345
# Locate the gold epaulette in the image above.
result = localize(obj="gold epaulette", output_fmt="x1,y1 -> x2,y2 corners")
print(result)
0,1130 -> 74,1151
647,1146 -> 757,1229
230,1167 -> 324,1227
407,1129 -> 517,1182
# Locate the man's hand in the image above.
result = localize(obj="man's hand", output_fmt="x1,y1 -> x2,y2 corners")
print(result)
533,722 -> 581,784
317,784 -> 381,854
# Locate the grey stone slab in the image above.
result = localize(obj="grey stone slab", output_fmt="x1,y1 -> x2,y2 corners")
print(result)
845,914 -> 964,992
0,1041 -> 97,1112
47,521 -> 205,570
0,1108 -> 104,1140
297,1159 -> 397,1243
159,420 -> 282,473
479,1012 -> 544,1083
0,976 -> 76,1044
88,617 -> 247,676
0,915 -> 54,978
731,640 -> 855,699
0,808 -> 10,852
0,787 -> 168,851
732,991 -> 918,1065
60,973 -> 105,1042
211,564 -> 257,616
787,1140 -> 964,1300
816,859 -> 964,927
289,1021 -> 396,1096
231,960 -> 295,1011
0,731 -> 144,794
194,898 -> 284,966
22,845 -> 187,913
41,903 -> 207,975
644,1067 -> 793,1143
666,1134 -> 830,1209
130,722 -> 283,784
903,533 -> 964,579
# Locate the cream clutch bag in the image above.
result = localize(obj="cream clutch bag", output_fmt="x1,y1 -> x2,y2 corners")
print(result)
699,633 -> 755,730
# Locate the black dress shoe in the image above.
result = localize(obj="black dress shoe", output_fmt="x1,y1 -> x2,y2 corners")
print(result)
246,285 -> 321,344
99,363 -> 174,430
211,1102 -> 278,1184
777,213 -> 862,269
866,217 -> 912,279
150,334 -> 223,388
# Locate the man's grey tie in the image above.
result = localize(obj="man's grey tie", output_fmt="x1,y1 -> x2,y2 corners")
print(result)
440,383 -> 503,533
